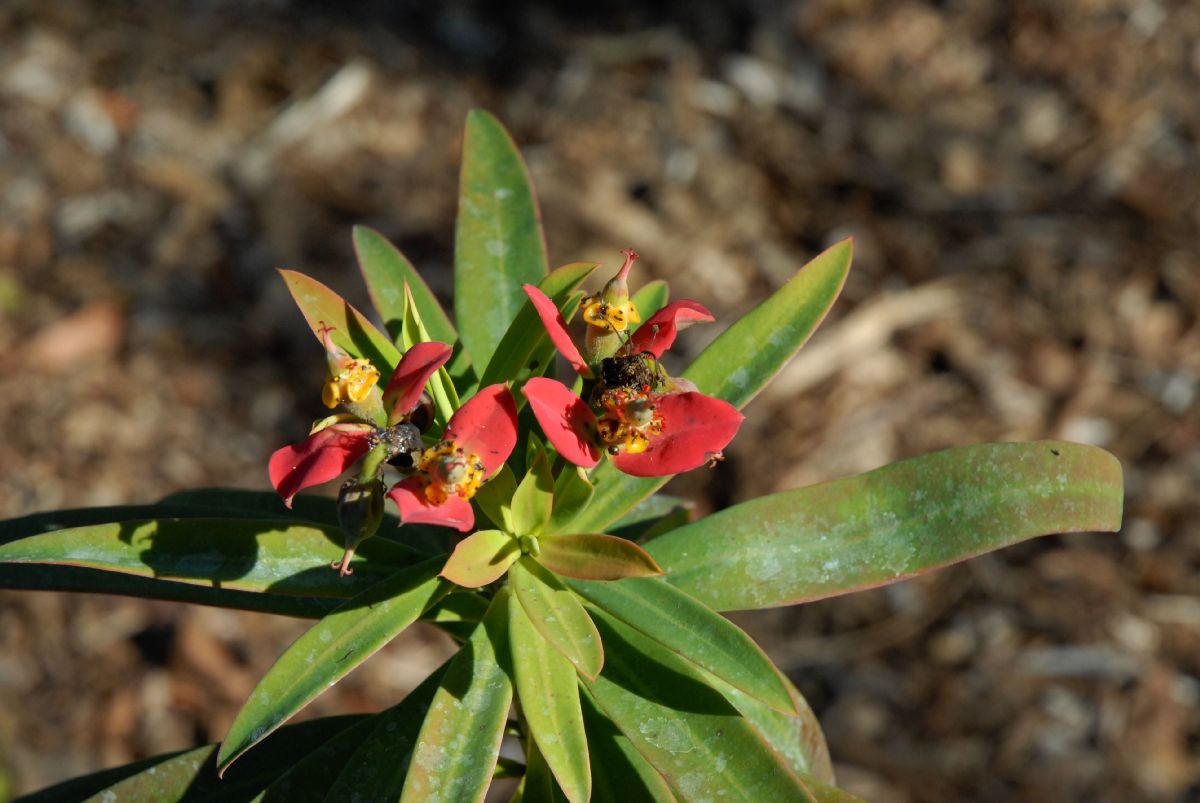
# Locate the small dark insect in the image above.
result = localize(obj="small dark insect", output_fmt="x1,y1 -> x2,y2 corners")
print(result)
378,422 -> 424,467
600,352 -> 659,391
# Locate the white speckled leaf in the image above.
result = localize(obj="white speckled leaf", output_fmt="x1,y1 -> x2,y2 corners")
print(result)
400,589 -> 514,803
647,441 -> 1124,611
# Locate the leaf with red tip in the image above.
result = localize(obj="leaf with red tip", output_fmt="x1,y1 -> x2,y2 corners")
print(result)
538,534 -> 663,581
279,269 -> 401,373
612,392 -> 743,477
443,384 -> 518,476
524,284 -> 591,377
387,477 -> 475,533
523,378 -> 600,468
440,529 -> 519,587
384,341 -> 452,421
268,424 -> 374,507
628,300 -> 714,358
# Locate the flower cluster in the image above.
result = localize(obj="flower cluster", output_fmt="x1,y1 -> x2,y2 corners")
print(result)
268,249 -> 742,574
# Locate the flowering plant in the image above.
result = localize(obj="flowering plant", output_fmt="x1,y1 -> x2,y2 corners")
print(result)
0,111 -> 1123,802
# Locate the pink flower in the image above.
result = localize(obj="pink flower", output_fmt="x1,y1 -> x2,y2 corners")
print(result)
268,337 -> 452,507
386,384 -> 518,532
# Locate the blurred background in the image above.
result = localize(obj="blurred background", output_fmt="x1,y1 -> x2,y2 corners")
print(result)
1,1 -> 1198,800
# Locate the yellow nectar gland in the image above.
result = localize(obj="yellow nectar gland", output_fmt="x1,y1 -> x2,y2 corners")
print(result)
582,295 -> 640,334
597,387 -> 663,455
418,442 -> 486,505
322,359 -> 380,409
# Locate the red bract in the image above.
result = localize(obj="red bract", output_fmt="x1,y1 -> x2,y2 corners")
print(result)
523,378 -> 743,477
627,300 -> 714,358
268,338 -> 452,507
269,423 -> 374,508
387,384 -> 518,532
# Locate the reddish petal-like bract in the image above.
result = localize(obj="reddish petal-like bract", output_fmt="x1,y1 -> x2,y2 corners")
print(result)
268,423 -> 374,507
383,341 -> 452,422
386,476 -> 475,532
441,383 -> 518,476
628,300 -> 714,358
523,284 -> 591,376
523,377 -> 601,468
613,392 -> 743,477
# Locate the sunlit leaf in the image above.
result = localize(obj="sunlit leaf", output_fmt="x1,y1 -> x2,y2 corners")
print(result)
544,466 -> 593,536
537,534 -> 662,581
511,446 -> 554,536
579,690 -> 677,803
569,577 -> 794,715
218,559 -> 450,773
454,109 -> 548,373
398,284 -> 460,427
649,440 -> 1124,610
510,590 -> 591,803
510,558 -> 603,679
400,590 -> 513,803
569,241 -> 852,533
440,529 -> 520,587
475,464 -> 518,532
581,608 -> 819,801
279,269 -> 402,373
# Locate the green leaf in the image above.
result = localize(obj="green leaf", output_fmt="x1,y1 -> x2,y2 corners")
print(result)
512,446 -> 554,536
0,518 -> 420,598
569,577 -> 795,715
649,440 -> 1124,611
475,463 -> 518,532
279,269 -> 402,373
629,279 -> 669,330
319,661 -> 450,803
400,589 -> 514,803
516,739 -> 572,803
510,558 -> 603,679
604,495 -> 693,543
13,716 -> 364,803
477,261 -> 597,390
510,588 -> 591,803
701,672 -> 834,784
398,283 -> 461,427
440,528 -> 520,587
537,534 -> 662,581
545,466 -> 594,535
454,109 -> 548,373
579,690 -> 677,803
352,225 -> 474,384
218,559 -> 450,773
581,608 -> 819,802
568,241 -> 852,534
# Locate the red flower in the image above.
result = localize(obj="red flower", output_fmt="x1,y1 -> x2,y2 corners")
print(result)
386,384 -> 518,532
524,377 -> 742,477
268,338 -> 452,507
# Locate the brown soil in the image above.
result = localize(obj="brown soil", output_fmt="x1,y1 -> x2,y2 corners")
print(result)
1,2 -> 1197,801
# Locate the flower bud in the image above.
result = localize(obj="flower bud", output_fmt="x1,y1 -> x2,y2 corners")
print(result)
332,477 -> 385,576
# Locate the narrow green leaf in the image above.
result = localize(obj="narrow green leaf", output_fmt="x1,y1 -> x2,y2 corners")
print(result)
475,463 -> 518,532
12,716 -> 363,803
510,590 -> 591,803
545,466 -> 594,535
454,109 -> 548,372
477,262 -> 597,389
0,518 -> 420,598
582,608 -> 818,802
218,559 -> 450,773
279,269 -> 402,373
399,283 -> 460,426
319,661 -> 450,803
649,440 -> 1124,611
517,739 -> 572,803
440,528 -> 520,587
512,446 -> 554,536
604,495 -> 693,543
510,558 -> 603,679
701,672 -> 834,784
579,690 -> 677,803
400,590 -> 514,803
569,577 -> 795,715
568,241 -> 852,534
537,534 -> 662,581
352,225 -> 453,343
629,279 -> 669,330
